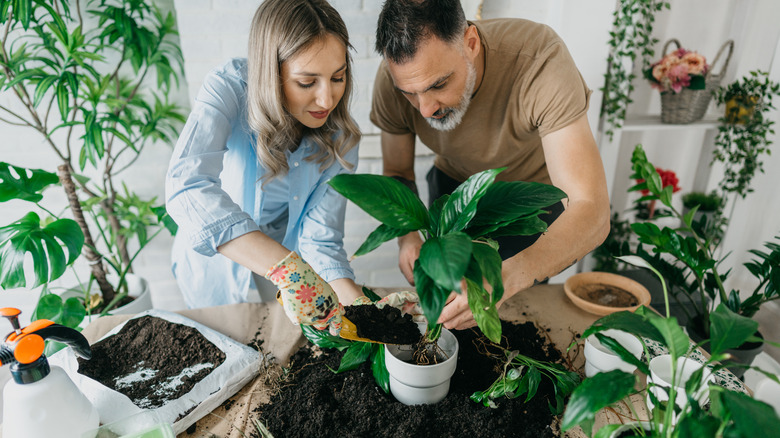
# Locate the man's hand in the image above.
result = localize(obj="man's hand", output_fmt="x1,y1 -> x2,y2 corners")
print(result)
398,232 -> 423,285
352,290 -> 425,322
438,279 -> 508,330
266,251 -> 343,335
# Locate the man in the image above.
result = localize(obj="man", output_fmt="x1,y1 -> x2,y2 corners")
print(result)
370,0 -> 610,330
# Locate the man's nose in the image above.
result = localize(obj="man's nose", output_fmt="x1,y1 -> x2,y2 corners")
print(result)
417,94 -> 439,118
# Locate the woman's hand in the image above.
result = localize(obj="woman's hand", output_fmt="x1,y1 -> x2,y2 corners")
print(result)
266,251 -> 343,335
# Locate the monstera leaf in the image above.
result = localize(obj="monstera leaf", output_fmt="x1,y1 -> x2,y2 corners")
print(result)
0,212 -> 84,288
0,162 -> 59,203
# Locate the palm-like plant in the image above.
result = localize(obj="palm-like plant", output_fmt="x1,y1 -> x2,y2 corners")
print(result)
0,0 -> 184,327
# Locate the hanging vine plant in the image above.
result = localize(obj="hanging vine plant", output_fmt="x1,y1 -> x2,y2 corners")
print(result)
600,0 -> 670,141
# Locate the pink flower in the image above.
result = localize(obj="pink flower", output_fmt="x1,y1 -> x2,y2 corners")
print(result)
682,52 -> 707,75
296,284 -> 317,303
267,266 -> 288,283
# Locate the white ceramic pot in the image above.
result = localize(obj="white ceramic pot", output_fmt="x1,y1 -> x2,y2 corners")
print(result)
73,274 -> 153,326
384,324 -> 458,405
584,329 -> 643,377
647,355 -> 713,416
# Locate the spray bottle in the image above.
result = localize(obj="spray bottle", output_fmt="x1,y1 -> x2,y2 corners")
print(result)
1,307 -> 99,438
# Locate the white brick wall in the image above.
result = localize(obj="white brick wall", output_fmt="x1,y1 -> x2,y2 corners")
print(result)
1,0 -> 611,311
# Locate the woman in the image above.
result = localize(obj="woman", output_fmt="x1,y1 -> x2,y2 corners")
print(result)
166,0 -> 363,334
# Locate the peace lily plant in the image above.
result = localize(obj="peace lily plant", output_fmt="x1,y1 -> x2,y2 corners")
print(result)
322,168 -> 578,403
328,167 -> 566,343
561,254 -> 780,437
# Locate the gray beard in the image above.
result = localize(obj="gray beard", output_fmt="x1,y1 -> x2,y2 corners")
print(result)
425,61 -> 477,132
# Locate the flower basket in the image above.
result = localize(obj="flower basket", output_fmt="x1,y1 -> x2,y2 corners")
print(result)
658,39 -> 734,124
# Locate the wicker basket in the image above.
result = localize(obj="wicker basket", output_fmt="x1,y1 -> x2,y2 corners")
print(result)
660,39 -> 734,124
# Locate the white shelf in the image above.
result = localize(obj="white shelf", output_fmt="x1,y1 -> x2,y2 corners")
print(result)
620,114 -> 720,131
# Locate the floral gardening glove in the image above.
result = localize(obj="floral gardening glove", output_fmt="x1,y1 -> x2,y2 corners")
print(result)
265,251 -> 343,335
351,291 -> 425,323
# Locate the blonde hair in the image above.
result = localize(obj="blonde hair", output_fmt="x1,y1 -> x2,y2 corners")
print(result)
247,0 -> 360,182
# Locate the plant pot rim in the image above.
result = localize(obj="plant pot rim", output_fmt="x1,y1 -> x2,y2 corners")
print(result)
564,272 -> 651,316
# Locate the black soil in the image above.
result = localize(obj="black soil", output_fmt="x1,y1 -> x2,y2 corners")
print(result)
344,304 -> 420,345
577,283 -> 639,307
255,320 -> 568,438
77,315 -> 226,409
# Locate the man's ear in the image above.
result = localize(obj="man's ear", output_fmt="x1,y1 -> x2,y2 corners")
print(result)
463,24 -> 481,59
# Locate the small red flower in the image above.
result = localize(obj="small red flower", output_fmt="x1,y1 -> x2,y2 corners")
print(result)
296,284 -> 317,303
636,167 -> 681,196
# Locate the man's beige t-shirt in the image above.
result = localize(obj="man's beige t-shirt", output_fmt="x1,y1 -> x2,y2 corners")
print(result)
370,19 -> 591,185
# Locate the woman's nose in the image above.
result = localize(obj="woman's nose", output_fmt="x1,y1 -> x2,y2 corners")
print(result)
315,84 -> 333,109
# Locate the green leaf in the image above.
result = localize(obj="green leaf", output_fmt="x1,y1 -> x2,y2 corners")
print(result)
328,174 -> 430,231
583,308 -> 664,344
594,332 -> 650,376
438,168 -> 504,234
370,345 -> 389,393
719,387 -> 780,436
300,324 -> 350,350
0,162 -> 59,203
353,223 -> 409,257
337,341 -> 373,373
709,303 -> 759,356
471,241 -> 504,303
59,297 -> 87,328
34,293 -> 65,322
413,260 -> 449,329
465,278 -> 501,343
647,314 -> 690,360
420,232 -> 472,293
362,286 -> 382,302
561,370 -> 636,432
466,181 -> 566,233
0,213 -> 84,288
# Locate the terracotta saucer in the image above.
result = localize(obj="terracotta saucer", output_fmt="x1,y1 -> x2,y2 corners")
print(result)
564,272 -> 651,316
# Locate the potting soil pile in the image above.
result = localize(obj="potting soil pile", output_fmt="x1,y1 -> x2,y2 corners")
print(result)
254,320 -> 568,438
49,309 -> 259,434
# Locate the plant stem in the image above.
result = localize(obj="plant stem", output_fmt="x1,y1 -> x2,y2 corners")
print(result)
57,164 -> 115,304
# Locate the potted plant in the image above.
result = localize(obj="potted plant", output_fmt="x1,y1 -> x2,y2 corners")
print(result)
713,71 -> 780,201
327,168 -> 568,403
619,145 -> 779,377
561,254 -> 780,437
0,0 -> 184,333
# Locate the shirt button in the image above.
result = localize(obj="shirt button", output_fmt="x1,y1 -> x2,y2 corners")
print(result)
294,162 -> 300,167
293,196 -> 299,201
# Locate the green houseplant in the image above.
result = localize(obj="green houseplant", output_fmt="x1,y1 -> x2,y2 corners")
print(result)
326,168 -> 580,405
0,0 -> 184,329
713,70 -> 780,201
607,145 -> 779,379
328,167 -> 567,343
561,255 -> 780,438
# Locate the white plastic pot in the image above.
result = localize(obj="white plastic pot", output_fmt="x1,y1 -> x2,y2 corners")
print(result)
384,324 -> 458,405
647,354 -> 713,417
584,329 -> 643,377
72,274 -> 153,326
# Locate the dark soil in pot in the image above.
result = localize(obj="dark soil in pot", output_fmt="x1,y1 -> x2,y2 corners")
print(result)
254,320 -> 568,438
344,304 -> 420,345
576,283 -> 639,307
77,315 -> 226,408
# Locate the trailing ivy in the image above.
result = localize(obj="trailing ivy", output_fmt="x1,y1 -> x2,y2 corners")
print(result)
713,70 -> 780,199
601,0 -> 670,141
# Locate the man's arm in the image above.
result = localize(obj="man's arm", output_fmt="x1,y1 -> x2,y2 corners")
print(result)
438,115 -> 611,329
381,131 -> 423,285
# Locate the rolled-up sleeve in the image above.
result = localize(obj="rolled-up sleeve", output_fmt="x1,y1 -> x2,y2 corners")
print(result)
297,146 -> 359,282
165,62 -> 259,256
